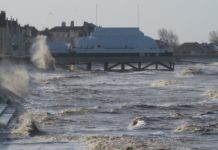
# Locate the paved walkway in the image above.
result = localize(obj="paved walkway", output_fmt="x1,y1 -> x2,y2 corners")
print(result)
0,102 -> 16,129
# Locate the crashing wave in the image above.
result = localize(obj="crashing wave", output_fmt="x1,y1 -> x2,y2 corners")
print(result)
169,112 -> 182,119
177,67 -> 203,77
12,113 -> 39,136
150,80 -> 176,88
174,123 -> 211,133
203,90 -> 218,100
58,107 -> 98,116
128,117 -> 147,130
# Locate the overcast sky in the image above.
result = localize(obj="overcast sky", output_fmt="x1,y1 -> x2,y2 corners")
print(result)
0,0 -> 218,43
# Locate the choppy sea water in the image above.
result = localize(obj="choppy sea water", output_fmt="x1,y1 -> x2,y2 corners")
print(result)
4,60 -> 218,149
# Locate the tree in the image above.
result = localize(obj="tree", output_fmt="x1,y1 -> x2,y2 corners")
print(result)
209,31 -> 218,44
158,28 -> 179,49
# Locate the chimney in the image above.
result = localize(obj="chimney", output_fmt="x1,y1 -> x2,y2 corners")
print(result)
70,21 -> 74,27
62,21 -> 66,27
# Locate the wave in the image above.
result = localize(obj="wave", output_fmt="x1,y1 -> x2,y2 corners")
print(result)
150,80 -> 176,88
31,72 -> 81,84
58,107 -> 98,116
174,123 -> 208,133
169,112 -> 182,119
177,67 -> 203,77
203,90 -> 218,100
174,122 -> 213,133
128,117 -> 147,130
81,135 -> 172,150
12,113 -> 39,136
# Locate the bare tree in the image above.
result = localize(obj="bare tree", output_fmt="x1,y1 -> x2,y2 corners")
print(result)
209,31 -> 218,44
158,28 -> 179,49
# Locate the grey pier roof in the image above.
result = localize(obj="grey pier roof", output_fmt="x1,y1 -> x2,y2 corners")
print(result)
75,27 -> 166,53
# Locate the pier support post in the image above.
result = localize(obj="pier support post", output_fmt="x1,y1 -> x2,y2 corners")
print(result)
104,62 -> 109,71
138,62 -> 142,71
121,63 -> 125,71
172,63 -> 175,71
155,63 -> 158,70
87,63 -> 92,71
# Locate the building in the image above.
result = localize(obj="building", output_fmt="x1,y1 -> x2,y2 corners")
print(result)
6,18 -> 24,57
48,41 -> 71,55
22,25 -> 38,56
42,21 -> 95,53
0,11 -> 38,58
0,11 -> 7,57
175,42 -> 217,56
208,43 -> 218,51
75,27 -> 172,56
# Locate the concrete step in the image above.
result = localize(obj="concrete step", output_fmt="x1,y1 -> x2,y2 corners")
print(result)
0,104 -> 8,115
0,107 -> 16,128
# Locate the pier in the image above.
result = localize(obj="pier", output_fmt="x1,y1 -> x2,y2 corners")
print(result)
54,54 -> 175,71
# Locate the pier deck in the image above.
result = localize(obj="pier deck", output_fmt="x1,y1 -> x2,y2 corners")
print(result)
54,54 -> 175,71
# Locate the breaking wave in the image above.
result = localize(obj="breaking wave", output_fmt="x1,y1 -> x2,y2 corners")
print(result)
58,107 -> 98,116
150,80 -> 176,87
169,112 -> 182,119
128,117 -> 147,130
174,122 -> 212,133
203,90 -> 218,100
12,113 -> 39,136
177,67 -> 203,77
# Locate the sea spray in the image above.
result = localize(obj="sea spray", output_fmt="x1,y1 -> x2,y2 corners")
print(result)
0,61 -> 29,97
31,35 -> 55,70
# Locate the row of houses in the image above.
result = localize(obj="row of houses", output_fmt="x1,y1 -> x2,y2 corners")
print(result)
1,10 -> 218,58
175,42 -> 218,56
0,11 -> 38,57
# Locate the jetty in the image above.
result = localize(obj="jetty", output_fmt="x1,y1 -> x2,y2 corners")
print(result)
54,54 -> 175,71
52,27 -> 175,71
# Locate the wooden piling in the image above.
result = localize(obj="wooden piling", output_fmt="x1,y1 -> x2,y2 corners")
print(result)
87,62 -> 92,71
104,62 -> 108,71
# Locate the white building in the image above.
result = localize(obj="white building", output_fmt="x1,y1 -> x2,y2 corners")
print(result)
75,27 -> 171,55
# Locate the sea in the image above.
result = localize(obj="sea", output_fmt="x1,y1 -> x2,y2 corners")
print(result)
1,59 -> 218,149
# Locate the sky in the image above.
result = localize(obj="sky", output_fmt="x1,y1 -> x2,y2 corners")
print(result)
0,0 -> 218,43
